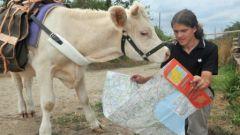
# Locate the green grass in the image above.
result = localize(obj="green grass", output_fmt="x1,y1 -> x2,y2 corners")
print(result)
209,125 -> 236,135
53,112 -> 86,126
229,104 -> 240,126
92,101 -> 104,117
212,63 -> 240,126
212,64 -> 236,91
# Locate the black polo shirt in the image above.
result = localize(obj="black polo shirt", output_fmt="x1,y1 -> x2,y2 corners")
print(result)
161,39 -> 218,76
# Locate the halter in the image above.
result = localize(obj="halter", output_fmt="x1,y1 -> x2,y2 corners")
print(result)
121,30 -> 166,61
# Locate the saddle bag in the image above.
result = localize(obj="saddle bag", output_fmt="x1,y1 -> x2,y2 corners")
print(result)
0,2 -> 29,73
0,0 -> 64,73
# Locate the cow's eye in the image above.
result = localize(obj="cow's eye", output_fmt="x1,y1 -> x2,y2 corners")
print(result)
140,31 -> 148,36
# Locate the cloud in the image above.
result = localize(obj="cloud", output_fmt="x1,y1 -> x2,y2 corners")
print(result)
138,0 -> 240,36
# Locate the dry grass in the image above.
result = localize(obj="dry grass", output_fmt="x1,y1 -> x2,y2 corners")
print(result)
208,92 -> 240,135
213,36 -> 233,66
88,58 -> 149,70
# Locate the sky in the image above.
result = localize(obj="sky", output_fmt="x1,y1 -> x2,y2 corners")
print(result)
137,0 -> 240,37
1,0 -> 237,38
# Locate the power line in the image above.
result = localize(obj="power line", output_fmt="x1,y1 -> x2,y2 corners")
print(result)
205,30 -> 240,35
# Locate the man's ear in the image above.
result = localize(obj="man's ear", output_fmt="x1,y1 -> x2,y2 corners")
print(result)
109,6 -> 127,28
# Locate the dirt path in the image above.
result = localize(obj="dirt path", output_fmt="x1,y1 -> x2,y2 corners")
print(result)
0,63 -> 161,135
0,63 -> 237,135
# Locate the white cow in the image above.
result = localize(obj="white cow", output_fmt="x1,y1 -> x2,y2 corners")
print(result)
10,2 -> 170,135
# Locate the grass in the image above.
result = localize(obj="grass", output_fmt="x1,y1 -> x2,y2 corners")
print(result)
209,125 -> 236,135
211,63 -> 240,126
88,56 -> 149,70
212,63 -> 236,91
53,102 -> 103,128
53,112 -> 86,126
92,101 -> 104,117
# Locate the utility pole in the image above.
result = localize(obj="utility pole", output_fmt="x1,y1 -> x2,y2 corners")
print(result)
214,27 -> 216,39
158,12 -> 161,29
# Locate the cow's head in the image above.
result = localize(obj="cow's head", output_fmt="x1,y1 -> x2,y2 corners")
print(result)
109,2 -> 170,63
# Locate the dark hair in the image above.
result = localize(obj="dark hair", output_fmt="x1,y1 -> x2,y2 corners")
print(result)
171,9 -> 204,39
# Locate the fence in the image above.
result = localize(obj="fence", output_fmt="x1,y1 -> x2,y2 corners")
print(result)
204,30 -> 240,66
230,32 -> 240,71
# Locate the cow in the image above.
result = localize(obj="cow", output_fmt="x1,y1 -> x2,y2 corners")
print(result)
10,2 -> 170,135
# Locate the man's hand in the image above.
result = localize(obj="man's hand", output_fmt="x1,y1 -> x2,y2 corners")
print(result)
131,74 -> 151,84
190,75 -> 210,91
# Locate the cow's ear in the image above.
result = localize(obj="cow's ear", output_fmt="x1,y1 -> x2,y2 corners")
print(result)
109,6 -> 127,28
130,4 -> 139,16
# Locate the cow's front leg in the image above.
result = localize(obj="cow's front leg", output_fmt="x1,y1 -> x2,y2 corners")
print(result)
74,75 -> 103,132
36,68 -> 55,135
11,73 -> 28,118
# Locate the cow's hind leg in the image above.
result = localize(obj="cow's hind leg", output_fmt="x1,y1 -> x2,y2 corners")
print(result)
22,73 -> 35,117
11,72 -> 28,118
74,70 -> 103,132
36,67 -> 55,135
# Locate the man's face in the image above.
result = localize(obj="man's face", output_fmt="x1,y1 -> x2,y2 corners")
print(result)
172,23 -> 197,47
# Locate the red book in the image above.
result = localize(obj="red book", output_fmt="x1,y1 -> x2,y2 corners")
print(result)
163,58 -> 212,109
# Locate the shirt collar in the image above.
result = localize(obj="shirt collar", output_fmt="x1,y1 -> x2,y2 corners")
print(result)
175,39 -> 206,49
196,39 -> 206,48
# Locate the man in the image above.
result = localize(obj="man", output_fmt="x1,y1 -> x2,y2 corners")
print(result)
131,9 -> 218,135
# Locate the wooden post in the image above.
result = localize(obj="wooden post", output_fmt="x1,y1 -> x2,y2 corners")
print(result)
238,33 -> 240,46
232,33 -> 240,72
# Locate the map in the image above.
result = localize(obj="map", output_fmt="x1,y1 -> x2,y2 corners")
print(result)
102,59 -> 211,135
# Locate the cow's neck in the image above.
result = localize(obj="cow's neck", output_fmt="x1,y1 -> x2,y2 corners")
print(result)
64,8 -> 123,63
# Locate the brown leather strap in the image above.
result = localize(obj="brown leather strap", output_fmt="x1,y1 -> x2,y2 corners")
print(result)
8,8 -> 20,36
23,0 -> 42,4
0,42 -> 9,73
0,3 -> 13,33
12,4 -> 29,12
0,33 -> 18,45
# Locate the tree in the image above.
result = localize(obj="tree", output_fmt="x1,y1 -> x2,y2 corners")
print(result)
72,0 -> 108,10
225,21 -> 240,32
106,0 -> 111,9
154,26 -> 171,41
218,21 -> 240,38
114,0 -> 135,8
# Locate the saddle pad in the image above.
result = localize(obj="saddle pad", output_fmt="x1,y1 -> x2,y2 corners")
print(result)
26,3 -> 63,47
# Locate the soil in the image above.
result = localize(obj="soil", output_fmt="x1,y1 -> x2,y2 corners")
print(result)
0,63 -> 238,135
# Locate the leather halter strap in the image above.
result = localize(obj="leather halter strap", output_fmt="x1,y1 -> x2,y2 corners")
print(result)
121,31 -> 166,61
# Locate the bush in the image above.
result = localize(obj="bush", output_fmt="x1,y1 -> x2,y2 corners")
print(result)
230,104 -> 240,126
212,63 -> 236,91
154,26 -> 171,41
212,63 -> 240,126
72,0 -> 109,10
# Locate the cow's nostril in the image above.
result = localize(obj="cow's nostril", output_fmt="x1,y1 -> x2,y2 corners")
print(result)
165,51 -> 170,59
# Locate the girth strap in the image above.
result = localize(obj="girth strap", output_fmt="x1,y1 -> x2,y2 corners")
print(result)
30,15 -> 90,65
30,14 -> 63,44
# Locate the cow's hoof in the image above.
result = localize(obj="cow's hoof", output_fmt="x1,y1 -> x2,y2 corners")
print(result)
30,111 -> 35,117
21,112 -> 28,118
91,120 -> 104,133
92,126 -> 104,134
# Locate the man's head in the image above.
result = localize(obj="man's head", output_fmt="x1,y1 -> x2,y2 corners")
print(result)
171,9 -> 204,46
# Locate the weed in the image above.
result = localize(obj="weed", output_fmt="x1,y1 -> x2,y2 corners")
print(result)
92,101 -> 104,117
212,64 -> 236,91
212,63 -> 240,126
54,112 -> 86,126
209,125 -> 236,135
